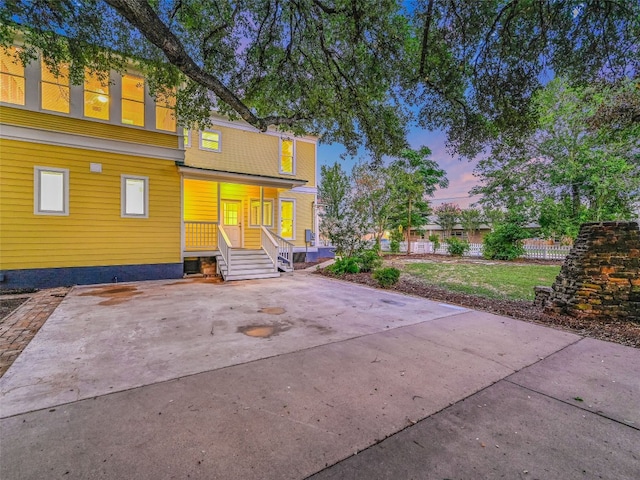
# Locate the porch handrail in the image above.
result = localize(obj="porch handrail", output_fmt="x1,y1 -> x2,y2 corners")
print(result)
269,230 -> 294,270
260,226 -> 279,272
217,225 -> 232,274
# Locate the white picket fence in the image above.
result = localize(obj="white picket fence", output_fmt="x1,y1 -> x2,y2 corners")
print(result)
382,241 -> 571,260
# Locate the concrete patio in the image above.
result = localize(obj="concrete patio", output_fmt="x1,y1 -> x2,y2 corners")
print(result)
1,273 -> 638,479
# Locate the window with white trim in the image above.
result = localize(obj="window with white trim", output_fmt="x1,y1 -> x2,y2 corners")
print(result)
279,199 -> 295,239
121,74 -> 145,126
1,46 -> 25,105
200,130 -> 221,152
280,138 -> 295,174
250,199 -> 274,227
34,167 -> 69,216
84,70 -> 110,120
183,128 -> 190,148
121,175 -> 148,218
41,60 -> 70,114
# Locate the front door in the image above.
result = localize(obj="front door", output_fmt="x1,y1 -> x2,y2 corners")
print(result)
222,200 -> 242,247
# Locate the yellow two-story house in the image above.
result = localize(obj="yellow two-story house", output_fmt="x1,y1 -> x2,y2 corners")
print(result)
0,44 -> 323,289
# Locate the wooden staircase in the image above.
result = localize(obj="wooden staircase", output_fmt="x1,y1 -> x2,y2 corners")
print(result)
215,249 -> 282,281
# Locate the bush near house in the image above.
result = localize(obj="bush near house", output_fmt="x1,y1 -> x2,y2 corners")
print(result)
373,267 -> 401,288
482,222 -> 529,260
445,238 -> 470,256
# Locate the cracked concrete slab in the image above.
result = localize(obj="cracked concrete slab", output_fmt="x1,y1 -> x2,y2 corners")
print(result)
309,380 -> 640,480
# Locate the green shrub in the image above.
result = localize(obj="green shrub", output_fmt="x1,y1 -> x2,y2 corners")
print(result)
482,222 -> 528,260
373,267 -> 401,287
356,249 -> 383,273
326,256 -> 360,275
389,229 -> 404,254
428,234 -> 441,251
445,237 -> 470,256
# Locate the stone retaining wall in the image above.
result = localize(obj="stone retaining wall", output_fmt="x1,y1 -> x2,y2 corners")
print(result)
544,222 -> 640,320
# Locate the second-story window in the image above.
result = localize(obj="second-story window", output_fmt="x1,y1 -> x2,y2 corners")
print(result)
121,74 -> 144,126
0,46 -> 25,105
183,128 -> 190,147
280,138 -> 295,174
84,70 -> 110,120
200,130 -> 221,152
155,90 -> 176,132
41,60 -> 70,113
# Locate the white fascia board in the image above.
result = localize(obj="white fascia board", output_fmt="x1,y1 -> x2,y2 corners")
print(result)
1,124 -> 184,162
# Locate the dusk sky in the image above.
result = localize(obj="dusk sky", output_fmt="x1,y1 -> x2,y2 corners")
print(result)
317,129 -> 483,209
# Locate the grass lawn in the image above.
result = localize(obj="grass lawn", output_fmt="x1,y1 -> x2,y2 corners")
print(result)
402,262 -> 561,301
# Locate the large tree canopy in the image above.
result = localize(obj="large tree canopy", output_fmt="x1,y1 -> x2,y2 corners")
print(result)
2,0 -> 639,157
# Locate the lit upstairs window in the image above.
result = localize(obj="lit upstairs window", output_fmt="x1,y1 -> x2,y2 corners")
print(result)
201,130 -> 221,152
0,46 -> 25,105
280,138 -> 295,174
84,70 -> 110,120
122,74 -> 145,126
41,60 -> 70,113
155,90 -> 176,132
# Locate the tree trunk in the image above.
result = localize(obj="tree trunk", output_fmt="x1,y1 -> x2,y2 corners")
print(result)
407,198 -> 412,255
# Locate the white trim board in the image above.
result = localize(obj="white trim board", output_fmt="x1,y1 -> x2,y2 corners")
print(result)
1,124 -> 184,162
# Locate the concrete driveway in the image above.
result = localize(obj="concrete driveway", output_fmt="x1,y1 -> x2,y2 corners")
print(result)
1,272 -> 639,479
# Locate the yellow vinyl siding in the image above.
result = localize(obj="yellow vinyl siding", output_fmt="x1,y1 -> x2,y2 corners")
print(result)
295,141 -> 316,187
0,105 -> 178,148
183,179 -> 218,221
0,139 -> 181,270
185,125 -> 315,184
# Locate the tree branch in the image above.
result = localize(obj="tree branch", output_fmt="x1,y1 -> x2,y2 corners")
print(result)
104,0 -> 303,130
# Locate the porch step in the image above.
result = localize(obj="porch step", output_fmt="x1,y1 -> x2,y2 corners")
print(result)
215,249 -> 280,281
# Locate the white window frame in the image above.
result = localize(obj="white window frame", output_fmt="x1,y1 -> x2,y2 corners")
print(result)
279,138 -> 296,175
34,166 -> 69,216
121,175 -> 149,218
278,198 -> 296,240
200,129 -> 222,152
249,198 -> 274,228
183,128 -> 190,148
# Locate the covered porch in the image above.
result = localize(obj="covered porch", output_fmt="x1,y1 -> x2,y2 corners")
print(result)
180,166 -> 306,280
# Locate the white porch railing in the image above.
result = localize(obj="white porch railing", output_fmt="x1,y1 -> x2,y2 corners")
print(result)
269,230 -> 294,271
217,225 -> 232,277
260,226 -> 279,273
184,221 -> 218,251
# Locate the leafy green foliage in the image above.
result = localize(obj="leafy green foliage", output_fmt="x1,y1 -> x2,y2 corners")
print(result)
482,220 -> 530,261
459,208 -> 483,239
373,267 -> 401,288
445,238 -> 470,257
326,257 -> 360,275
433,203 -> 461,238
356,250 -> 383,273
387,147 -> 448,254
4,1 -> 637,158
318,162 -> 370,257
474,78 -> 640,236
428,234 -> 440,251
389,229 -> 403,254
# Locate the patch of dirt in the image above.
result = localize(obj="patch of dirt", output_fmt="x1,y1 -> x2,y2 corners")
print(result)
79,285 -> 143,306
294,257 -> 333,270
237,322 -> 292,338
259,307 -> 286,315
0,297 -> 30,321
317,267 -> 640,349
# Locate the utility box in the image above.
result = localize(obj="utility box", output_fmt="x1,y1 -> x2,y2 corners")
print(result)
305,229 -> 314,243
